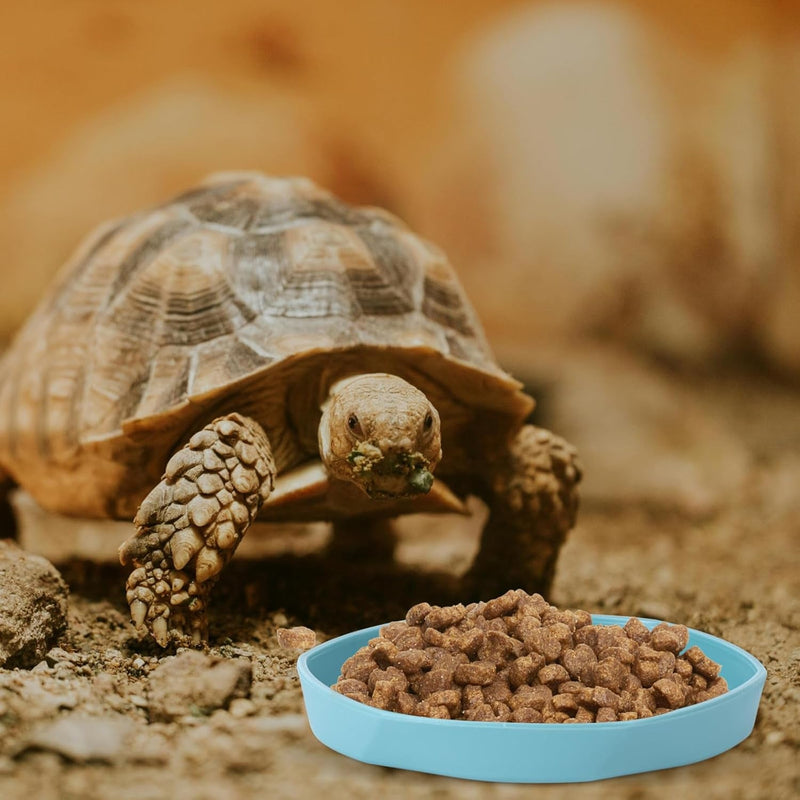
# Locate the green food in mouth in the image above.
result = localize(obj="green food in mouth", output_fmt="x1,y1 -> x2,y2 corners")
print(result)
407,468 -> 434,494
347,443 -> 433,494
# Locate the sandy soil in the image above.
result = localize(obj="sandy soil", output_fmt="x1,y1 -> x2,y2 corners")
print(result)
0,368 -> 798,800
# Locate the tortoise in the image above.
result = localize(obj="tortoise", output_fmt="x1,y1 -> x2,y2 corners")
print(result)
0,172 -> 581,646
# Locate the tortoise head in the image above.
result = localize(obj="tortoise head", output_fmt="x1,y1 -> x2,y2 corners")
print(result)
318,374 -> 442,498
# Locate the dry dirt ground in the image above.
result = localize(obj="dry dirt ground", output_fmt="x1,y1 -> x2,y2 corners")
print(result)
0,367 -> 798,800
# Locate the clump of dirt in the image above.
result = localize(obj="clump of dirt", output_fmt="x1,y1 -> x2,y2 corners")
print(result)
0,541 -> 68,668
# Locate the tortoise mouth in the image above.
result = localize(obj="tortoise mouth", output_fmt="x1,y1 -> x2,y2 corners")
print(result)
348,447 -> 435,498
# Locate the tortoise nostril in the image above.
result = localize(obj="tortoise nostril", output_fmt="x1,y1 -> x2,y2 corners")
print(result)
380,437 -> 412,454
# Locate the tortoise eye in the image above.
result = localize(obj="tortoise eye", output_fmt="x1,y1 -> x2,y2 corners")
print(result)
348,414 -> 360,432
424,413 -> 434,431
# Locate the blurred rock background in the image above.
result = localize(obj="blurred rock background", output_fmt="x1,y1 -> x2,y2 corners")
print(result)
1,0 -> 798,517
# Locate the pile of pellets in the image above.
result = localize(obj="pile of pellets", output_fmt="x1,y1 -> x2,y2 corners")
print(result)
333,590 -> 728,722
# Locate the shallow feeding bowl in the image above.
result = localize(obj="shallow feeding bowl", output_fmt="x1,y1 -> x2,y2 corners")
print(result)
298,615 -> 766,783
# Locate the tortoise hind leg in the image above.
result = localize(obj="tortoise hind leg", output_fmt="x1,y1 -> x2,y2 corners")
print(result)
119,413 -> 275,646
463,425 -> 581,600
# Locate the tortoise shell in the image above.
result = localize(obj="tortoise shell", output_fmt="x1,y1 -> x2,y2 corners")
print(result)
0,173 -> 532,518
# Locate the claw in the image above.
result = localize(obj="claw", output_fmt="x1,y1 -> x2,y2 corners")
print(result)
195,547 -> 224,583
152,616 -> 169,647
171,527 -> 205,570
216,521 -> 237,550
171,574 -> 187,592
130,599 -> 147,627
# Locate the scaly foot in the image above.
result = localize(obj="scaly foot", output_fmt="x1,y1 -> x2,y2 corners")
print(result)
119,413 -> 274,646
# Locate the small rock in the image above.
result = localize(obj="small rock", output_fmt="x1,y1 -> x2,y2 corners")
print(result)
22,714 -> 134,763
147,650 -> 252,722
45,646 -> 82,667
276,626 -> 317,651
228,698 -> 256,718
0,541 -> 69,668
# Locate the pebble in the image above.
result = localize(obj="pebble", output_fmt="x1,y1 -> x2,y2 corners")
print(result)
276,626 -> 317,651
0,542 -> 68,668
147,650 -> 252,722
23,714 -> 134,763
228,698 -> 257,718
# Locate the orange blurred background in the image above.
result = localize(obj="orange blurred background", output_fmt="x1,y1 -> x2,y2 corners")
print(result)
1,0 -> 798,374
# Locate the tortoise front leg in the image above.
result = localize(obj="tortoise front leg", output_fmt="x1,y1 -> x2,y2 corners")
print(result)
118,413 -> 275,646
464,425 -> 581,600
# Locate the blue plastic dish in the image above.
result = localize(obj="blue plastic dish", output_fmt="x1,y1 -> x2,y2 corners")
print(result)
298,614 -> 766,783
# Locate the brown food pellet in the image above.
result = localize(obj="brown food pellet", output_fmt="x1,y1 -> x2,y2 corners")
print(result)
562,644 -> 597,681
425,604 -> 467,631
396,691 -> 418,715
453,660 -> 496,686
490,701 -> 512,721
333,678 -> 369,697
483,589 -> 521,620
651,623 -> 689,653
482,675 -> 513,704
276,625 -> 317,650
538,663 -> 571,689
332,591 -> 727,723
428,689 -> 462,716
405,602 -> 432,626
370,639 -> 398,667
508,654 -> 545,688
543,710 -> 570,723
411,668 -> 452,698
509,683 -> 552,711
340,651 -> 375,683
587,686 -> 621,711
623,617 -> 652,644
393,648 -> 431,673
512,707 -> 544,723
596,707 -> 618,723
552,693 -> 579,713
459,628 -> 484,656
393,627 -> 425,651
465,703 -> 496,721
372,679 -> 400,708
525,627 -> 565,663
652,677 -> 686,709
379,621 -> 408,642
685,646 -> 722,680
591,657 -> 628,691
